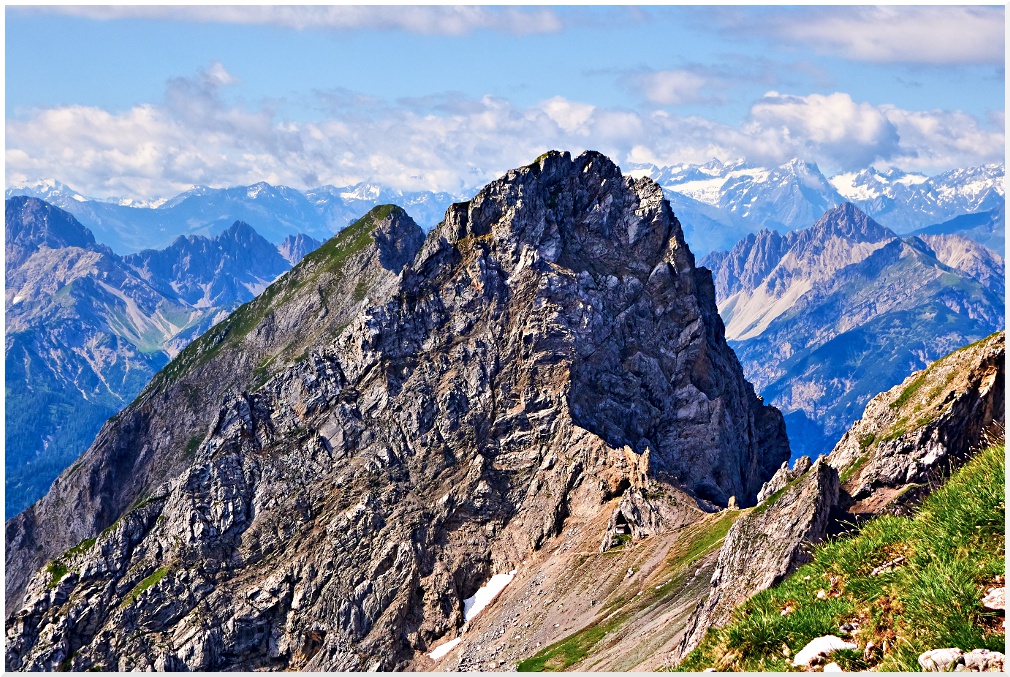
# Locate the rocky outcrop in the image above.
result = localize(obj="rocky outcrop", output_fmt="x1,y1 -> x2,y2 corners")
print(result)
918,648 -> 1006,672
678,457 -> 839,658
828,331 -> 1004,517
6,151 -> 788,671
756,455 -> 812,504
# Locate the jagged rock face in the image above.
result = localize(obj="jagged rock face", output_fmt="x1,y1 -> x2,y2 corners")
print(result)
828,331 -> 1004,517
4,205 -> 419,615
5,151 -> 788,671
756,455 -> 812,504
678,458 -> 840,659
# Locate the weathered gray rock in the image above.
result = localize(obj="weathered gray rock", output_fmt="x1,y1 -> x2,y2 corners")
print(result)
962,648 -> 1005,672
678,457 -> 838,658
982,586 -> 1004,611
919,648 -> 965,672
756,455 -> 812,503
828,331 -> 1004,517
791,635 -> 857,667
5,151 -> 789,671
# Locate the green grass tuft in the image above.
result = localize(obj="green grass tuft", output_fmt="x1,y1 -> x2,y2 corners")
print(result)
45,561 -> 69,589
121,566 -> 170,608
892,372 -> 927,410
64,536 -> 97,560
677,443 -> 1005,672
839,453 -> 870,483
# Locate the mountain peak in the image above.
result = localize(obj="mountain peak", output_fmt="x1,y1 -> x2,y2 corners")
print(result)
440,149 -> 687,279
363,204 -> 425,271
222,219 -> 259,239
810,202 -> 895,242
5,196 -> 101,267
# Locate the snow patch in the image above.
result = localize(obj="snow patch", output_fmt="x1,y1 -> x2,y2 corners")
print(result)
427,637 -> 461,660
463,570 -> 516,622
12,295 -> 24,305
896,173 -> 928,186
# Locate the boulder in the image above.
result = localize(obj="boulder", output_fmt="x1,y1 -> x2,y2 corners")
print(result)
791,635 -> 857,667
918,648 -> 965,672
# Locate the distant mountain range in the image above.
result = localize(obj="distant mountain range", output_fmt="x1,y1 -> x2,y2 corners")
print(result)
8,159 -> 1004,257
4,196 -> 320,515
4,157 -> 1004,511
628,158 -> 1005,253
5,179 -> 461,254
701,202 -> 1005,459
911,203 -> 1004,255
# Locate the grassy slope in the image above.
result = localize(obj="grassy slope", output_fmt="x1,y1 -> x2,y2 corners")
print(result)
678,443 -> 1005,671
517,510 -> 740,672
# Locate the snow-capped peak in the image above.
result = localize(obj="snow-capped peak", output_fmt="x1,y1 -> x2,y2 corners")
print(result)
5,178 -> 84,202
340,183 -> 382,201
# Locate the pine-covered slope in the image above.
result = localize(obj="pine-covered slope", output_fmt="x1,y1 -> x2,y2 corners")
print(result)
5,151 -> 788,671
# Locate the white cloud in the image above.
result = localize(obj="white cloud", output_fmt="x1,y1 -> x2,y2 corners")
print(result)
755,6 -> 1004,65
5,67 -> 1004,200
541,97 -> 596,135
32,5 -> 564,35
880,106 -> 1007,173
743,91 -> 901,170
635,70 -> 709,106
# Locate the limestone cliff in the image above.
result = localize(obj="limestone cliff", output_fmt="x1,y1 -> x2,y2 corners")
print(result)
5,151 -> 788,671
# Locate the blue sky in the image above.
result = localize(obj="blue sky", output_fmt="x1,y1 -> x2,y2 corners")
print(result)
5,5 -> 1005,199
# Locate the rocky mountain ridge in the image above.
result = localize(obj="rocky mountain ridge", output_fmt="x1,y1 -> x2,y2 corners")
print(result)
4,197 -> 320,516
5,151 -> 789,671
701,202 -> 1004,460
